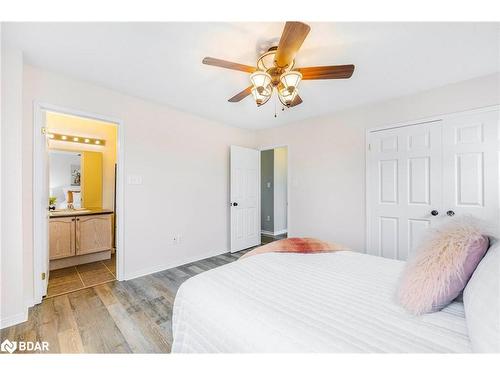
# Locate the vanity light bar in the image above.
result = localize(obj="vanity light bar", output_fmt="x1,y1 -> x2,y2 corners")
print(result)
47,132 -> 106,146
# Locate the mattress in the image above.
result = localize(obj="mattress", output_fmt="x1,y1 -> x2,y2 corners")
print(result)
172,251 -> 471,353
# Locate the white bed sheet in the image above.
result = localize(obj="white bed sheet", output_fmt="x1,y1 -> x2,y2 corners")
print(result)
172,251 -> 471,353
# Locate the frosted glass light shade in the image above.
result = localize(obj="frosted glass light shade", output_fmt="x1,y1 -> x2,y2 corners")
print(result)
250,71 -> 272,94
278,86 -> 298,106
251,86 -> 271,106
279,71 -> 302,92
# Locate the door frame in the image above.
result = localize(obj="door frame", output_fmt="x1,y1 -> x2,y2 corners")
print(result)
365,104 -> 500,254
259,144 -> 290,237
32,102 -> 125,306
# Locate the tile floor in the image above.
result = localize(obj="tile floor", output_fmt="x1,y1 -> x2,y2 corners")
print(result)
47,254 -> 116,298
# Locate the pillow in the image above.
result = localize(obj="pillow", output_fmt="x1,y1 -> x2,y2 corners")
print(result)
463,239 -> 500,352
398,217 -> 489,315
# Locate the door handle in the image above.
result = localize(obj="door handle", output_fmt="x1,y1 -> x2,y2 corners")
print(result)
232,202 -> 238,207
430,210 -> 439,216
446,210 -> 455,217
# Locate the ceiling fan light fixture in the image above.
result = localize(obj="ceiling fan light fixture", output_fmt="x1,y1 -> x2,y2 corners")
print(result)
250,71 -> 272,95
278,84 -> 298,106
251,86 -> 271,106
279,71 -> 302,93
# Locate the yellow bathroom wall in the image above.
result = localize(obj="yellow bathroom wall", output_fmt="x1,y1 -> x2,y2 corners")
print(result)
82,151 -> 103,208
47,112 -> 117,210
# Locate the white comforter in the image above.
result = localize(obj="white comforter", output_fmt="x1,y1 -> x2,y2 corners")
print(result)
172,251 -> 471,353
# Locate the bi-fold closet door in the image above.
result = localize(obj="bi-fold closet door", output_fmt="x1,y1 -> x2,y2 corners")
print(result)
367,108 -> 499,261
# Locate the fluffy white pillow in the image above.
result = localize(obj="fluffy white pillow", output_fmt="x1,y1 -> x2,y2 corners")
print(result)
398,217 -> 489,315
463,239 -> 500,352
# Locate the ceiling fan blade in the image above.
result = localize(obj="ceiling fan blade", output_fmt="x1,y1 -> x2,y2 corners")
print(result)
289,94 -> 303,107
296,64 -> 355,80
203,57 -> 256,73
275,22 -> 311,68
228,86 -> 253,102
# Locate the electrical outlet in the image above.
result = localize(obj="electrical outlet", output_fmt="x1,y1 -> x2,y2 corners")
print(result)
172,234 -> 182,245
267,216 -> 270,221
267,182 -> 271,188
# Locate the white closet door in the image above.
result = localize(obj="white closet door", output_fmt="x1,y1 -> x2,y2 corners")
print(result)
367,122 -> 443,260
442,110 -> 499,235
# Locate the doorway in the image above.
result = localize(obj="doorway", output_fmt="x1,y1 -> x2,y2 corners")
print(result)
260,146 -> 288,244
33,104 -> 124,304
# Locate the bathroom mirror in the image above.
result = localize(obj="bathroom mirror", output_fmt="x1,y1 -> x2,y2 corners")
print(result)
49,149 -> 103,210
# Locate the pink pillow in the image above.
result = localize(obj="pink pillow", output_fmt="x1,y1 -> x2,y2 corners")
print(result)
398,217 -> 489,315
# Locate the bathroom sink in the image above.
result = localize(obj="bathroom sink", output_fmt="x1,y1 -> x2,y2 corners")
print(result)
52,208 -> 92,214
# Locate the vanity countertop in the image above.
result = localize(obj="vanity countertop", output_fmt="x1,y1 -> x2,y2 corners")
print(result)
49,208 -> 114,218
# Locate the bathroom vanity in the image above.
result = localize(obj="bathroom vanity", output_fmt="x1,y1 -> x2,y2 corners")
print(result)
49,209 -> 114,270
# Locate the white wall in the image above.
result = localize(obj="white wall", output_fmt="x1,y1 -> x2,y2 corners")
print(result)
273,147 -> 288,233
256,73 -> 500,251
0,43 -> 25,328
21,65 -> 256,307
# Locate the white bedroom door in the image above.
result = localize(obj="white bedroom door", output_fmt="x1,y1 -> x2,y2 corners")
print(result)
367,121 -> 444,260
230,145 -> 261,253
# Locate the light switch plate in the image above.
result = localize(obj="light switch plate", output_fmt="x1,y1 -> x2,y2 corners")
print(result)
127,175 -> 143,185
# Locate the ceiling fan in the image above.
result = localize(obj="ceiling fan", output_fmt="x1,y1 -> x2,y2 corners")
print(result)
202,21 -> 355,109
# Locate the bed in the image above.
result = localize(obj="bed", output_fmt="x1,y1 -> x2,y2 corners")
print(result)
171,251 -> 472,353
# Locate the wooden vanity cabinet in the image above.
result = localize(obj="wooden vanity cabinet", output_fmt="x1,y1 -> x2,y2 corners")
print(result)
49,213 -> 113,260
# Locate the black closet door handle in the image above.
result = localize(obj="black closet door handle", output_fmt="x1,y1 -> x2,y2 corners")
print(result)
446,210 -> 455,217
232,202 -> 238,207
431,210 -> 439,216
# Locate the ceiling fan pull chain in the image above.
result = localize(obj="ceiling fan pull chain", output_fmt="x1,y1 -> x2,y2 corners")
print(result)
274,93 -> 278,118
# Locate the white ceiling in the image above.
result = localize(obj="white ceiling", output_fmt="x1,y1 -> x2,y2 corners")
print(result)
4,22 -> 499,129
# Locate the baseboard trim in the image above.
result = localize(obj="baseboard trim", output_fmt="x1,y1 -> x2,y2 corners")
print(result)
123,248 -> 227,281
0,310 -> 28,329
261,229 -> 288,236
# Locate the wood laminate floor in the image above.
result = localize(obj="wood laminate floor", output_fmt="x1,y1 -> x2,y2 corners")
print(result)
0,234 -> 285,354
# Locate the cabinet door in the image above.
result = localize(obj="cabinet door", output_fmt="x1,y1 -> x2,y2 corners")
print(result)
76,214 -> 112,255
49,217 -> 75,260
